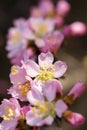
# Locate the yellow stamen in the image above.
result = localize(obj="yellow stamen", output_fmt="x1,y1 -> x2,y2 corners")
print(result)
18,81 -> 31,96
2,107 -> 14,121
11,31 -> 21,44
32,100 -> 55,118
11,65 -> 19,75
37,66 -> 54,82
38,24 -> 48,34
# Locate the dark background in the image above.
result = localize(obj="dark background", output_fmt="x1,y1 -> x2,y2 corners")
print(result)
0,0 -> 87,130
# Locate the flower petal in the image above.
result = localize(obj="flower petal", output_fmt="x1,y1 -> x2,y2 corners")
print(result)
38,51 -> 54,69
22,60 -> 40,77
27,87 -> 44,105
26,110 -> 43,126
68,81 -> 85,100
53,61 -> 67,78
55,100 -> 68,118
43,80 -> 63,102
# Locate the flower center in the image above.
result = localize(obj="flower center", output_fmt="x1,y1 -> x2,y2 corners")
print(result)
18,81 -> 31,96
11,31 -> 21,44
38,24 -> 48,34
11,65 -> 19,75
32,100 -> 55,118
2,107 -> 14,121
37,67 -> 54,82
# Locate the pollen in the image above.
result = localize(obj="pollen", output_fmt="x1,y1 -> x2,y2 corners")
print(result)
2,107 -> 14,121
11,65 -> 19,75
18,81 -> 31,96
11,31 -> 21,44
37,67 -> 54,82
32,100 -> 56,118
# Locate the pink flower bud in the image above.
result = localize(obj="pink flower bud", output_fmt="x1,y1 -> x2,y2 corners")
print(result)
21,106 -> 31,117
64,111 -> 85,126
68,82 -> 85,100
69,22 -> 87,36
56,0 -> 71,17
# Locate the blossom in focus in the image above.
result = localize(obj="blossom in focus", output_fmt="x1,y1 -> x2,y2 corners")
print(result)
8,65 -> 32,101
26,80 -> 67,126
22,51 -> 67,82
0,98 -> 21,130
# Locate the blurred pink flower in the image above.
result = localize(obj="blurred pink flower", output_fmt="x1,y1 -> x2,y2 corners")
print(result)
69,22 -> 87,36
56,0 -> 71,17
42,31 -> 64,53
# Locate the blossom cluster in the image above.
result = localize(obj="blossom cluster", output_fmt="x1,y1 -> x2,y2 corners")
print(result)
0,0 -> 86,130
0,51 -> 85,130
6,0 -> 87,65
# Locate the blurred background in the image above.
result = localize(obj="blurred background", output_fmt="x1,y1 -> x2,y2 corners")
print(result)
0,0 -> 87,130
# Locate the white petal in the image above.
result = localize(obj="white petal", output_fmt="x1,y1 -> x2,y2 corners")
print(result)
27,87 -> 44,105
53,61 -> 67,78
38,51 -> 54,69
22,60 -> 40,77
55,100 -> 68,118
26,110 -> 43,126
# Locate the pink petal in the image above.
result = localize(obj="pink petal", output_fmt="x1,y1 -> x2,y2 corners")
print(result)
21,106 -> 31,116
55,100 -> 68,118
35,38 -> 45,48
26,110 -> 43,126
10,67 -> 27,85
22,60 -> 40,77
38,51 -> 54,69
1,120 -> 18,130
68,81 -> 85,100
27,87 -> 44,105
65,112 -> 85,126
43,80 -> 63,102
53,61 -> 67,78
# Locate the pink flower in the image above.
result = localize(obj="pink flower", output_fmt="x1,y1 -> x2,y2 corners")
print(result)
22,51 -> 67,82
64,82 -> 85,105
0,98 -> 21,130
26,80 -> 67,126
8,65 -> 33,101
39,0 -> 54,17
28,17 -> 55,49
69,22 -> 87,36
64,111 -> 85,127
56,0 -> 71,17
42,31 -> 64,53
68,82 -> 85,100
6,20 -> 36,65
